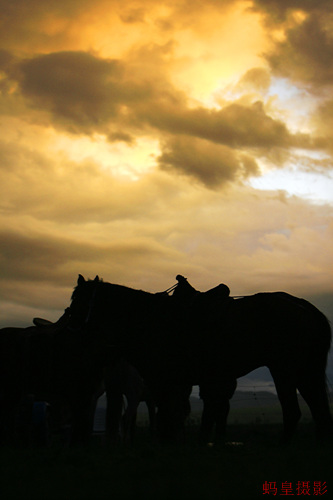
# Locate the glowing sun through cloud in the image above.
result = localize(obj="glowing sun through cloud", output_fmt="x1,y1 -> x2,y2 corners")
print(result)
51,133 -> 160,180
167,2 -> 268,103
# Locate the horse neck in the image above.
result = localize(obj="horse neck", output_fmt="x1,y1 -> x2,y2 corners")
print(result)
90,284 -> 157,339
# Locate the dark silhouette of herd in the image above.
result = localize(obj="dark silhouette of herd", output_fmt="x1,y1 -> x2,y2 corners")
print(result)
0,274 -> 332,447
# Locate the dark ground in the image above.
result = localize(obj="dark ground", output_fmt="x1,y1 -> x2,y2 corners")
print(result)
0,421 -> 332,500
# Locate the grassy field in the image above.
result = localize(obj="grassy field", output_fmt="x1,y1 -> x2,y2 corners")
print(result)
0,421 -> 331,500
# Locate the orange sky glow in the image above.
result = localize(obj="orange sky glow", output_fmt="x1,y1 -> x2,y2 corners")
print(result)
0,0 -> 332,341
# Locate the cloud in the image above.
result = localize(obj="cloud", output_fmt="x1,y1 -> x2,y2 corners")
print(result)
0,223 -> 181,291
0,136 -> 162,223
310,99 -> 333,155
0,0 -> 97,52
0,172 -> 332,325
120,6 -> 146,24
0,45 -> 325,194
0,0 -> 239,55
14,51 -> 154,133
266,13 -> 333,89
108,131 -> 136,144
157,136 -> 259,188
237,67 -> 271,93
251,0 -> 332,23
0,50 -> 19,96
11,48 -> 162,136
141,99 -> 291,148
3,49 -> 308,157
1,178 -> 332,283
0,49 -> 14,70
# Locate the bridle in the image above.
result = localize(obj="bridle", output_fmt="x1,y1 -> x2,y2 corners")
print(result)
68,281 -> 100,332
84,283 -> 99,325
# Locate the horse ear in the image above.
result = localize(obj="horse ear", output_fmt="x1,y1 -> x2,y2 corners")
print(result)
78,274 -> 85,285
94,275 -> 100,282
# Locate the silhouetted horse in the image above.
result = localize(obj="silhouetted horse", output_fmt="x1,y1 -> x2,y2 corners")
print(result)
69,275 -> 332,443
0,315 -> 103,446
32,316 -> 156,446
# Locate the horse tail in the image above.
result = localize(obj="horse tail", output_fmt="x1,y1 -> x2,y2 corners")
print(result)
320,315 -> 331,397
305,304 -> 332,397
309,304 -> 331,360
295,304 -> 333,436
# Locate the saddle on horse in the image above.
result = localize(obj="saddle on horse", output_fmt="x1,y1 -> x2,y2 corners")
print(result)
173,275 -> 230,301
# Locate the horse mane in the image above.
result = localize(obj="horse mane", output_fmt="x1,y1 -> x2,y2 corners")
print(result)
71,275 -> 157,304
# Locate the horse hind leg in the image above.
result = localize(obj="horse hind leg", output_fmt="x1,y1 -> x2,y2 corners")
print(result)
297,373 -> 333,440
269,368 -> 301,444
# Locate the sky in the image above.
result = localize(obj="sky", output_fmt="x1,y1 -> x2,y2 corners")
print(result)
0,0 -> 333,386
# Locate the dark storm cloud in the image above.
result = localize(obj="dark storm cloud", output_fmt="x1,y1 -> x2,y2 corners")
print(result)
107,131 -> 136,144
158,136 -> 259,188
311,99 -> 333,154
0,227 -> 174,286
0,49 -> 15,69
142,100 -> 294,149
0,50 -> 17,93
251,0 -> 333,157
266,13 -> 333,89
16,51 -> 153,133
5,49 -> 307,155
251,0 -> 332,23
2,46 -> 317,190
0,0 -> 92,51
0,0 -> 89,16
119,7 -> 146,24
0,0 -> 237,53
258,2 -> 333,158
0,229 -> 74,282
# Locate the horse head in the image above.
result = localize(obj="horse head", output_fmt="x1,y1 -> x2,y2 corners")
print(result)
69,274 -> 102,330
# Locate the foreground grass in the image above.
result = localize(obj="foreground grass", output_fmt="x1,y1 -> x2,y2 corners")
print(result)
0,423 -> 331,500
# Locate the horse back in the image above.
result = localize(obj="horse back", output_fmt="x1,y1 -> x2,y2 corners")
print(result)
238,292 -> 331,351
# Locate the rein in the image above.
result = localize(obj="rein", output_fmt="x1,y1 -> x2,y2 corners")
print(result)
161,282 -> 178,295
